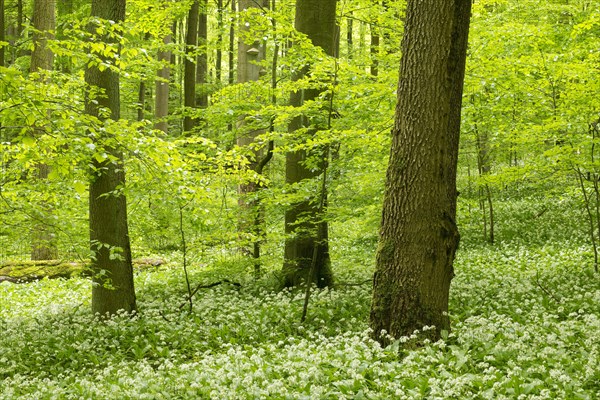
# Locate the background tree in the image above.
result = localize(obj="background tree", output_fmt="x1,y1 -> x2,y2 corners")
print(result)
283,0 -> 338,288
85,0 -> 136,315
370,0 -> 472,344
29,0 -> 57,261
183,0 -> 199,132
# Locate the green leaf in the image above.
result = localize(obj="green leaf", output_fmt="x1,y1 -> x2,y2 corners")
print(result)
74,181 -> 87,195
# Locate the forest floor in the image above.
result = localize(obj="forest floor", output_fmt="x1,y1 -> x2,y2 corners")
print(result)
1,196 -> 599,399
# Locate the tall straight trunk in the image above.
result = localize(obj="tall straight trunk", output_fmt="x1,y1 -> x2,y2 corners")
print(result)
85,0 -> 136,315
370,23 -> 379,76
215,0 -> 223,83
17,0 -> 23,37
0,0 -> 4,67
283,0 -> 337,288
196,0 -> 208,109
370,0 -> 471,345
155,33 -> 172,133
228,0 -> 235,85
183,0 -> 199,132
236,0 -> 269,271
346,13 -> 353,60
30,0 -> 57,261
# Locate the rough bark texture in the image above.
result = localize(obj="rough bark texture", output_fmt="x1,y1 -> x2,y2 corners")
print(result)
283,0 -> 337,288
30,0 -> 57,261
183,0 -> 199,132
85,0 -> 136,315
154,33 -> 171,133
370,0 -> 471,345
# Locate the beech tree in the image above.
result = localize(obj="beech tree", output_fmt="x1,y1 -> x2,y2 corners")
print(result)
283,0 -> 337,288
183,0 -> 199,132
370,0 -> 472,344
85,0 -> 136,315
29,0 -> 57,261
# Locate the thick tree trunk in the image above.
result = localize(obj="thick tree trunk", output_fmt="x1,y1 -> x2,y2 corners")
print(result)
85,0 -> 136,315
370,0 -> 471,345
30,0 -> 57,261
196,0 -> 208,109
154,33 -> 172,133
283,0 -> 337,288
183,0 -> 199,132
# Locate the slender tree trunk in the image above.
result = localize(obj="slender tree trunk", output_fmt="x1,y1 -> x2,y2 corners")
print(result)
283,0 -> 337,288
236,0 -> 269,272
228,0 -> 236,85
346,13 -> 353,60
86,0 -> 136,315
196,0 -> 208,109
215,0 -> 223,83
370,23 -> 379,76
370,0 -> 471,345
183,0 -> 199,132
155,33 -> 172,133
0,0 -> 5,67
30,0 -> 57,261
17,0 -> 23,37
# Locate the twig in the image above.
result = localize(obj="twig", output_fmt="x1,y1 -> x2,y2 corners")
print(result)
534,272 -> 560,303
178,279 -> 241,310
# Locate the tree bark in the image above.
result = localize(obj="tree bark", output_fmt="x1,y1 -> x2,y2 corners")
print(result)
154,33 -> 172,133
370,0 -> 471,345
283,0 -> 337,288
228,0 -> 236,85
236,0 -> 269,272
370,22 -> 379,76
196,0 -> 208,109
30,0 -> 57,261
85,0 -> 136,315
0,0 -> 5,67
215,0 -> 223,83
183,0 -> 199,132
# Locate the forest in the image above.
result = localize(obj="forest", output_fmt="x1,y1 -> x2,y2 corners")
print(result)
0,0 -> 599,398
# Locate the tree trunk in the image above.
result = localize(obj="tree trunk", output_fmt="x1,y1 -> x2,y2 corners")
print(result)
283,0 -> 337,288
228,0 -> 236,85
85,0 -> 136,315
30,0 -> 57,261
346,13 -> 353,60
0,0 -> 5,67
236,0 -> 270,273
154,33 -> 172,133
370,23 -> 379,76
196,0 -> 208,109
183,0 -> 199,132
370,0 -> 471,345
215,0 -> 223,83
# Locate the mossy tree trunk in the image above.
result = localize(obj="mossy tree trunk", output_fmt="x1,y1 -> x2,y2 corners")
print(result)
370,0 -> 471,345
283,0 -> 337,288
85,0 -> 136,315
30,0 -> 57,261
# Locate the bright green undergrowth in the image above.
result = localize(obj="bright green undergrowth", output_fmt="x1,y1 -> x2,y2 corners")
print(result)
1,198 -> 600,399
